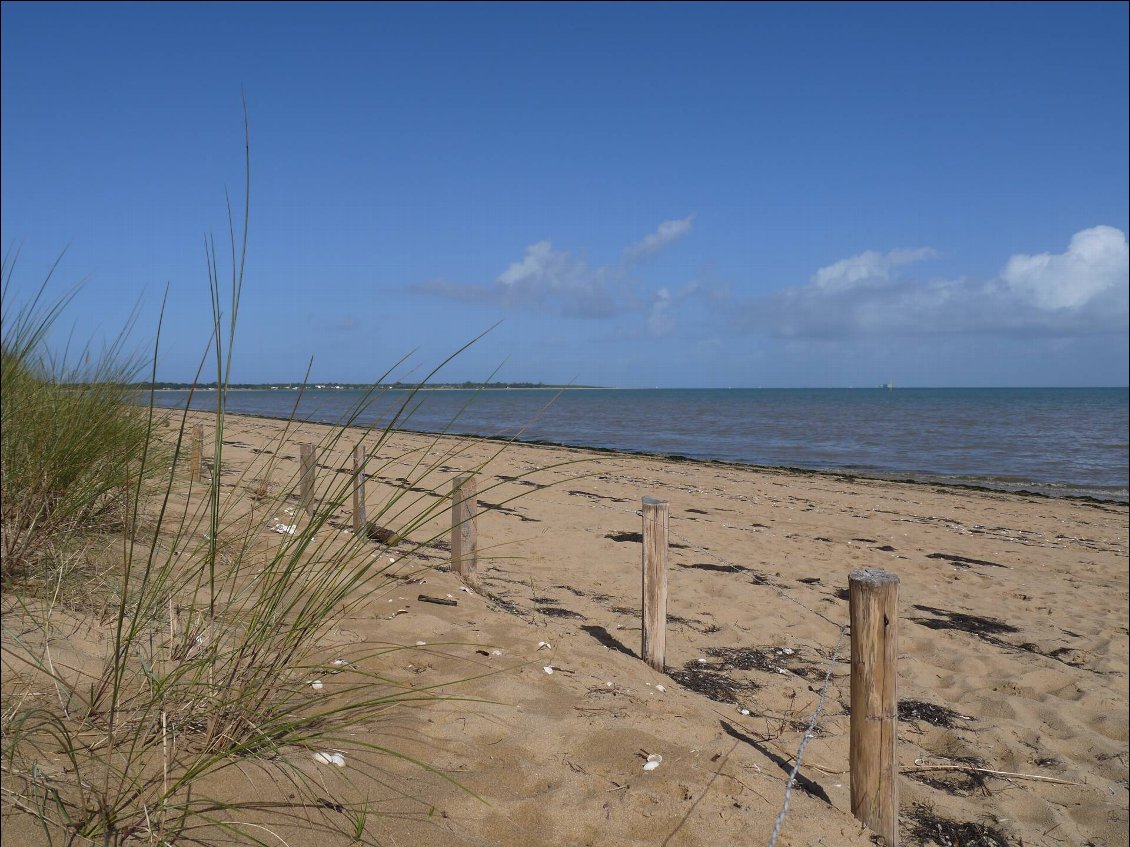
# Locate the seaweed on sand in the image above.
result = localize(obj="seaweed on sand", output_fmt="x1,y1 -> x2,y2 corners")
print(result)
911,605 -> 1019,636
703,645 -> 827,681
898,699 -> 973,728
912,605 -> 1101,671
926,552 -> 1009,569
668,662 -> 759,704
537,606 -> 585,619
905,802 -> 1012,845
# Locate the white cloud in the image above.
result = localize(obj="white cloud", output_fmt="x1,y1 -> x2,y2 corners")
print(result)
497,240 -> 568,288
811,247 -> 938,292
734,227 -> 1129,338
414,214 -> 697,320
492,240 -> 618,317
1001,225 -> 1128,310
623,215 -> 696,261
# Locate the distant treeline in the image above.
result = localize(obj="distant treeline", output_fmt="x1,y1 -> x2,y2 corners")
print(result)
131,381 -> 599,390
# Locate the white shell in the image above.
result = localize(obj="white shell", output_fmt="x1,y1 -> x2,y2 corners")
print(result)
537,641 -> 551,650
643,754 -> 663,771
654,684 -> 666,693
415,641 -> 427,646
542,666 -> 555,674
313,751 -> 346,767
310,680 -> 324,690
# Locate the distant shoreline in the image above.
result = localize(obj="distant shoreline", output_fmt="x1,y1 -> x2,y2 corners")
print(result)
173,408 -> 1129,506
147,385 -> 611,392
144,385 -> 1129,391
144,387 -> 1129,503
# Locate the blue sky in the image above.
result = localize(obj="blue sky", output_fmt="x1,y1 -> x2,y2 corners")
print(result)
2,1 -> 1127,387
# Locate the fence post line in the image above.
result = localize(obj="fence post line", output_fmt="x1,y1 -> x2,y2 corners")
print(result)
189,424 -> 204,484
299,444 -> 316,516
352,445 -> 367,534
849,567 -> 900,847
451,475 -> 478,586
641,496 -> 669,672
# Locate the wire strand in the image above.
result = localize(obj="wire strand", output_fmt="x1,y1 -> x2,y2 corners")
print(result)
767,625 -> 848,847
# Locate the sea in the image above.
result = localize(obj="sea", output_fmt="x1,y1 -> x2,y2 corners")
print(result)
148,387 -> 1129,503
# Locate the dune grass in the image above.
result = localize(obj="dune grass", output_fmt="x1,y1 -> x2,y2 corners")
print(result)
0,132 -> 576,845
1,252 -> 161,588
0,287 -> 499,845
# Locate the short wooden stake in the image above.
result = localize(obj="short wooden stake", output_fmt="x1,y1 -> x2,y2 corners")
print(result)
299,443 -> 316,516
450,475 -> 478,585
641,496 -> 669,672
849,567 -> 900,846
352,445 -> 367,534
189,424 -> 204,483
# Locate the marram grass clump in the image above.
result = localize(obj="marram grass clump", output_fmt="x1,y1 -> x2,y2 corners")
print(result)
0,243 -> 556,845
1,259 -> 160,585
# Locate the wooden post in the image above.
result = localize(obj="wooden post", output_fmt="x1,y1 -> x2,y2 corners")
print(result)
849,567 -> 900,846
299,443 -> 316,516
641,496 -> 669,672
352,444 -> 367,534
450,475 -> 478,585
189,424 -> 204,483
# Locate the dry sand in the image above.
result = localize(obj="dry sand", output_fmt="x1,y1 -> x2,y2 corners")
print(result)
6,410 -> 1128,846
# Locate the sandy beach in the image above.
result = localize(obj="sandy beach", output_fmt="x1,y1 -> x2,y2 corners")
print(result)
5,409 -> 1127,847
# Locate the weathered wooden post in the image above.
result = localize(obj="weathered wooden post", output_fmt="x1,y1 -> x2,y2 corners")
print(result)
849,567 -> 900,846
450,475 -> 478,585
352,444 -> 367,534
189,424 -> 205,483
641,496 -> 669,672
299,443 -> 316,516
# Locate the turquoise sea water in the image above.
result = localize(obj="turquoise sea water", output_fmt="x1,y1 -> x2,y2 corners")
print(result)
149,387 -> 1129,502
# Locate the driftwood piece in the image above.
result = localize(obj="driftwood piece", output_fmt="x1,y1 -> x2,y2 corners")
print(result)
417,594 -> 458,607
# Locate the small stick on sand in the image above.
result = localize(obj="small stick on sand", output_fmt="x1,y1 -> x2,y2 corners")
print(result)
906,758 -> 1083,785
417,594 -> 458,607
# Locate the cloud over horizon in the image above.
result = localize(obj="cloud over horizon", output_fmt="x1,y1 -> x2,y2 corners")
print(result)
413,215 -> 697,320
734,226 -> 1129,339
414,222 -> 1128,346
1002,226 -> 1128,311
